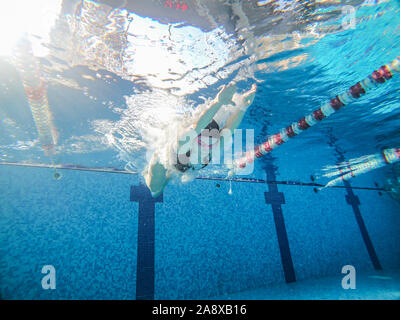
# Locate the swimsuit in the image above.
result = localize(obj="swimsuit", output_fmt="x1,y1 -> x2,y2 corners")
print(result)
174,119 -> 220,173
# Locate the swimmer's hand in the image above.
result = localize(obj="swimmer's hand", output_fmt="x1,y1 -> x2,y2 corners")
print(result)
215,84 -> 237,106
245,83 -> 257,97
233,83 -> 257,111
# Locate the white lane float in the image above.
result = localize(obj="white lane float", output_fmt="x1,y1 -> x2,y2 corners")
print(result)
319,148 -> 400,188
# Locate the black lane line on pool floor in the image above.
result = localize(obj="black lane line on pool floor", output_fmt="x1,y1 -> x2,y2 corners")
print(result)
130,183 -> 163,300
327,132 -> 382,270
263,156 -> 296,283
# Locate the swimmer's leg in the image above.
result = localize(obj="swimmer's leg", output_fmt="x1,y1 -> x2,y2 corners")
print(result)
223,84 -> 257,132
144,153 -> 170,197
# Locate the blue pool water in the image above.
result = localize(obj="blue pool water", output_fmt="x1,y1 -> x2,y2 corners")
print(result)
0,0 -> 400,299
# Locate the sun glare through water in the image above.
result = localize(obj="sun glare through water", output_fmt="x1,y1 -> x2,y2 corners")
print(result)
0,0 -> 62,57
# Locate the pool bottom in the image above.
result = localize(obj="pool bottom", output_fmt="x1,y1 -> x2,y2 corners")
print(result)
1,161 -> 399,300
208,268 -> 400,300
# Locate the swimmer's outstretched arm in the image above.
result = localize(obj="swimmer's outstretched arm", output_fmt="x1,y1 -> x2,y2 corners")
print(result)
222,84 -> 257,132
218,84 -> 257,157
178,84 -> 237,147
193,84 -> 237,134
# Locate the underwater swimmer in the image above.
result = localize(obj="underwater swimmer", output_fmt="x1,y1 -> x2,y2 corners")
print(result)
143,83 -> 257,197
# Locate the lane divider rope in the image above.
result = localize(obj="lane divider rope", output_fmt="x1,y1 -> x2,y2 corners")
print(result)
234,56 -> 400,170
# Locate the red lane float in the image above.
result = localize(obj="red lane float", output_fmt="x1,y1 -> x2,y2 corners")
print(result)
234,56 -> 400,169
15,38 -> 58,155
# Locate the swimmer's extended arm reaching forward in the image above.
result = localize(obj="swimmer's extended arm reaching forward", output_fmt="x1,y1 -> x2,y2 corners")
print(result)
223,83 -> 257,132
176,83 -> 256,156
176,84 -> 237,154
191,84 -> 237,135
